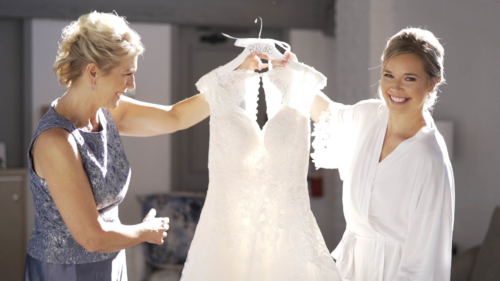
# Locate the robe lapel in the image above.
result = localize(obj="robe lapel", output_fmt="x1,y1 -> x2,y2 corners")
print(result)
376,125 -> 432,176
349,112 -> 389,221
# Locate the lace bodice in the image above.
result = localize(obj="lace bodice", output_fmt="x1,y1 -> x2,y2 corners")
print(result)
181,66 -> 341,281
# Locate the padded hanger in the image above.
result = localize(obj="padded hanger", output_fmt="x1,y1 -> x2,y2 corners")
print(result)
216,17 -> 305,76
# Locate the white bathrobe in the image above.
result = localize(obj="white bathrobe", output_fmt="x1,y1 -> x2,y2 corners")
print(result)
312,99 -> 455,281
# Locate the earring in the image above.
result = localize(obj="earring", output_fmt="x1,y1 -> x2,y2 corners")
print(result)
91,74 -> 98,92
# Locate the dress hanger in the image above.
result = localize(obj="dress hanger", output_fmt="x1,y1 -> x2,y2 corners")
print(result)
216,17 -> 305,76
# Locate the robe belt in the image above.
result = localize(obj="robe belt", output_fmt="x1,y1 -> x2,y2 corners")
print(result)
337,230 -> 393,281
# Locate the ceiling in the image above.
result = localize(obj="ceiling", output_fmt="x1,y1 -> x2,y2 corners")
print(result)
0,0 -> 335,35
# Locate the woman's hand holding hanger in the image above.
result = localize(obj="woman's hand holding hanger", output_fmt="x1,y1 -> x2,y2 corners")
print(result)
261,50 -> 330,122
236,51 -> 298,71
236,52 -> 269,71
270,51 -> 298,68
234,49 -> 330,123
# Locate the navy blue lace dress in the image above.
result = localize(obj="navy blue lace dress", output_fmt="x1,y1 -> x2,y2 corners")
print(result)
24,99 -> 131,281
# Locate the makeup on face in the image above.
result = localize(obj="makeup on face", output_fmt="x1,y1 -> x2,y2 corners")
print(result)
380,54 -> 430,113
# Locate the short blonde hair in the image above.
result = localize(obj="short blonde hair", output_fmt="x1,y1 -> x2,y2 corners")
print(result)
54,11 -> 144,87
380,28 -> 445,112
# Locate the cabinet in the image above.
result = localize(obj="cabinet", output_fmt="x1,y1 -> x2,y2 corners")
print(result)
0,169 -> 28,280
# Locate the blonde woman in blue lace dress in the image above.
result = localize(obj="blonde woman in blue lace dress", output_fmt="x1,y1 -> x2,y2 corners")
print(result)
23,11 -> 265,281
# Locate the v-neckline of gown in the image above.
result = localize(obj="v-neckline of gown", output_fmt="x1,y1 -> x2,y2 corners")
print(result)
234,106 -> 277,136
226,69 -> 285,136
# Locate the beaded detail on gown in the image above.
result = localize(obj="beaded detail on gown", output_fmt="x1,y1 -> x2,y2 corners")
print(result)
180,66 -> 341,281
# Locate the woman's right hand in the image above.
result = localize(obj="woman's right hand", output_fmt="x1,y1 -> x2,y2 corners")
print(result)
141,208 -> 169,245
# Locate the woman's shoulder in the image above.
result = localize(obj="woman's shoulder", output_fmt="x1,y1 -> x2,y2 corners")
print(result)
409,129 -> 454,211
355,98 -> 385,108
30,101 -> 83,159
37,126 -> 72,141
31,127 -> 80,178
33,101 -> 75,138
34,127 -> 79,157
351,99 -> 386,123
411,127 -> 451,170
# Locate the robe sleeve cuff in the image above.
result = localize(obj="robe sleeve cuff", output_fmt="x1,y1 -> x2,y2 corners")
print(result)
311,103 -> 346,170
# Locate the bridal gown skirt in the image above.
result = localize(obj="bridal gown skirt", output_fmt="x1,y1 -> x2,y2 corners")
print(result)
181,190 -> 340,281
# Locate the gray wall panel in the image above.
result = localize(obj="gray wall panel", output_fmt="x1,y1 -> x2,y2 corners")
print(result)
21,19 -> 31,168
0,19 -> 23,168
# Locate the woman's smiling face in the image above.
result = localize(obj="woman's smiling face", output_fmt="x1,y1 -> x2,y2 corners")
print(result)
380,53 -> 436,116
96,55 -> 138,109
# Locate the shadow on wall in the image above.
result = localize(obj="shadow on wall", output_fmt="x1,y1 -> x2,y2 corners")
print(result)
451,206 -> 500,281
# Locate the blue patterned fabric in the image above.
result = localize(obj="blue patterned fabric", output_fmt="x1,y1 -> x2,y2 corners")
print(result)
23,250 -> 127,281
139,193 -> 205,266
26,99 -> 131,264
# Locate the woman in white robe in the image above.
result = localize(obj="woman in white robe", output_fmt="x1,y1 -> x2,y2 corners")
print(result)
281,28 -> 454,280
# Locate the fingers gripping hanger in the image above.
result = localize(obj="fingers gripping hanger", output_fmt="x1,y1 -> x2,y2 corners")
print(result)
215,17 -> 305,76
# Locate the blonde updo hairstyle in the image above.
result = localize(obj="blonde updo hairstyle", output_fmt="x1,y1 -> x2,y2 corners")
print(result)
380,28 -> 445,112
54,11 -> 144,88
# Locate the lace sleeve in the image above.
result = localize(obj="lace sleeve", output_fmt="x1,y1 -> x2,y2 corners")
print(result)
195,70 -> 218,105
311,102 -> 355,178
294,65 -> 326,114
302,64 -> 327,91
266,64 -> 327,116
196,68 -> 260,116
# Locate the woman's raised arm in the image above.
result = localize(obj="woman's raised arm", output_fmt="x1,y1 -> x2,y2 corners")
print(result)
110,51 -> 268,137
110,93 -> 210,137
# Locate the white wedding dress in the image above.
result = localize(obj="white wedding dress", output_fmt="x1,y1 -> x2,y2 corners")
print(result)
180,65 -> 341,281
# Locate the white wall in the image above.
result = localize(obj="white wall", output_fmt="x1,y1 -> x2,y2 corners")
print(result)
30,18 -> 173,279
